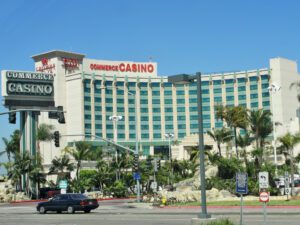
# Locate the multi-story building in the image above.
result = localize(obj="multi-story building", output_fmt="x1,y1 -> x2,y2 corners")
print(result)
31,50 -> 300,169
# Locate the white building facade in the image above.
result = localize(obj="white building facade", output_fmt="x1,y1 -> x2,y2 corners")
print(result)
29,51 -> 300,170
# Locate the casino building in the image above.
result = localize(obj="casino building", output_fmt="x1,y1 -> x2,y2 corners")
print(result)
30,50 -> 300,168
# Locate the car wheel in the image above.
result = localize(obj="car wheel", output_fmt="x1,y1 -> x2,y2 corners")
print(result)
67,206 -> 74,214
39,206 -> 46,214
84,210 -> 91,213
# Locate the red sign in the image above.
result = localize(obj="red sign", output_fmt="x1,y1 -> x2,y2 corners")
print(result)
62,57 -> 79,69
36,58 -> 55,73
259,192 -> 269,202
90,63 -> 154,73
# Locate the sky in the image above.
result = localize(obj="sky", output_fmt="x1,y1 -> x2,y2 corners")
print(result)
0,0 -> 299,171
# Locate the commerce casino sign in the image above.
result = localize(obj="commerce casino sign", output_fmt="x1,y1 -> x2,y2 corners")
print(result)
1,70 -> 55,108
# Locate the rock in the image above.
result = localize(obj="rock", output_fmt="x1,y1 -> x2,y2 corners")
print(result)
0,176 -> 5,182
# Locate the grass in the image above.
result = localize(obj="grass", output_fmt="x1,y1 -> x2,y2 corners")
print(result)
169,199 -> 300,207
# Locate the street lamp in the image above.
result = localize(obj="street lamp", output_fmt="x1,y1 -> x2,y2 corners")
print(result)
268,83 -> 281,176
127,90 -> 141,202
168,72 -> 210,219
109,115 -> 123,180
165,133 -> 174,185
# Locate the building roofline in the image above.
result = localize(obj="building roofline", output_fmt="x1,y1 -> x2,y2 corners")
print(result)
31,50 -> 86,61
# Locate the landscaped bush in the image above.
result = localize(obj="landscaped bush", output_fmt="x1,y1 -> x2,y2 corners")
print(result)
201,218 -> 237,225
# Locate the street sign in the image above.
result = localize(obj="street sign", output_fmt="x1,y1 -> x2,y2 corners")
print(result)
133,172 -> 141,180
259,191 -> 269,202
259,172 -> 269,189
59,180 -> 68,189
151,181 -> 157,190
236,172 -> 248,194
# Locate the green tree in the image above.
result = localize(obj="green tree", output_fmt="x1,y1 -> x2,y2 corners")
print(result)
65,141 -> 92,180
278,132 -> 300,196
207,127 -> 233,156
248,109 -> 272,149
1,130 -> 20,166
215,105 -> 248,157
236,132 -> 252,166
49,154 -> 75,180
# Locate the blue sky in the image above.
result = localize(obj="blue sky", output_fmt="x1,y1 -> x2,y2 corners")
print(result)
0,0 -> 299,168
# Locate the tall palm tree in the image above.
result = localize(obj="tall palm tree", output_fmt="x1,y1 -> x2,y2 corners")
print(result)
65,141 -> 92,179
236,132 -> 252,166
278,132 -> 300,196
49,154 -> 75,180
248,109 -> 272,149
215,105 -> 248,157
207,127 -> 232,156
1,130 -> 20,165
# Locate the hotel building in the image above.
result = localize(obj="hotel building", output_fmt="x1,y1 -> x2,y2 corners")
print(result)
30,51 -> 300,168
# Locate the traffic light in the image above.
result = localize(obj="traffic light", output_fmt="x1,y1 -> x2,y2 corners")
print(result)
133,154 -> 139,172
57,106 -> 65,124
8,112 -> 16,124
146,158 -> 152,169
54,131 -> 60,147
157,159 -> 161,170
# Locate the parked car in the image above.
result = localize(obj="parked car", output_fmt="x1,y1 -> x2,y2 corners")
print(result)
36,193 -> 99,214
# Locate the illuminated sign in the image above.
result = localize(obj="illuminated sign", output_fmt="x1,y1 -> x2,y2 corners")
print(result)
1,70 -> 55,107
90,63 -> 155,73
36,58 -> 55,73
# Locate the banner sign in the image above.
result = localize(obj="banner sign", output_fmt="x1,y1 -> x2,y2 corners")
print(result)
1,70 -> 55,107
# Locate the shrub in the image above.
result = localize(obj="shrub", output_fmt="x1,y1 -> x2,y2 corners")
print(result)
201,218 -> 237,225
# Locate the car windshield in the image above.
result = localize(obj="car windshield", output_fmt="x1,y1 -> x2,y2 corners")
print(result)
70,194 -> 88,200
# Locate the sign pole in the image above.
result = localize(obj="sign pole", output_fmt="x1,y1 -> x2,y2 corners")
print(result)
263,202 -> 267,225
240,194 -> 243,225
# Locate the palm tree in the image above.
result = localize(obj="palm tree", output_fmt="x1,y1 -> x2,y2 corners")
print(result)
36,124 -> 54,142
1,130 -> 20,165
215,105 -> 248,157
248,109 -> 272,149
65,141 -> 92,180
49,154 -> 75,180
278,132 -> 300,196
207,127 -> 232,156
236,132 -> 252,166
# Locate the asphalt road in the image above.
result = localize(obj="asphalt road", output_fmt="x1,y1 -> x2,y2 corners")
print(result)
0,200 -> 300,225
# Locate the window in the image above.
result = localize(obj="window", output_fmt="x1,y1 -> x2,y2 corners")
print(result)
152,99 -> 160,104
214,97 -> 222,102
164,90 -> 172,96
141,116 -> 149,121
140,90 -> 148,96
140,99 -> 148,104
152,91 -> 160,96
262,92 -> 269,97
176,90 -> 185,95
250,93 -> 258,99
153,108 -> 161,113
238,86 -> 246,91
177,107 -> 185,112
237,78 -> 246,83
239,95 -> 246,100
117,99 -> 124,104
213,80 -> 222,85
226,87 -> 234,92
165,99 -> 172,104
250,85 -> 257,90
225,79 -> 234,84
153,125 -> 161,130
226,96 -> 234,101
249,76 -> 257,81
189,90 -> 197,95
176,99 -> 184,104
141,108 -> 148,113
153,116 -> 161,121
214,88 -> 222,94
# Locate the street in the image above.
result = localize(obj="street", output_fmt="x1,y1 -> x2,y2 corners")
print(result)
1,200 -> 300,225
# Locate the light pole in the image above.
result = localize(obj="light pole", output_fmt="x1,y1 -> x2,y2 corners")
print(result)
165,133 -> 174,184
168,72 -> 210,219
268,83 -> 281,177
127,90 -> 141,202
109,115 -> 123,180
